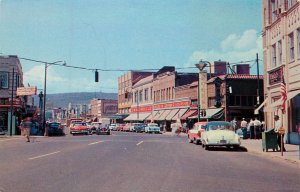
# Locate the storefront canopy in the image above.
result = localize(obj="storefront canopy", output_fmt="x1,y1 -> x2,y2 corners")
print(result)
254,98 -> 269,114
180,109 -> 197,120
264,99 -> 282,112
165,109 -> 180,121
157,110 -> 172,121
124,113 -> 151,121
146,111 -> 159,121
287,90 -> 300,101
189,108 -> 224,119
171,108 -> 188,121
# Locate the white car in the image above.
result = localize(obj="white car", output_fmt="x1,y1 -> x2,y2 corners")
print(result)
145,123 -> 161,134
109,124 -> 117,131
201,121 -> 241,150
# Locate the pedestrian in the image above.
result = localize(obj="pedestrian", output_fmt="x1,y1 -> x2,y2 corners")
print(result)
240,118 -> 248,139
230,117 -> 237,132
248,118 -> 255,139
20,116 -> 32,142
254,117 -> 262,139
274,115 -> 286,151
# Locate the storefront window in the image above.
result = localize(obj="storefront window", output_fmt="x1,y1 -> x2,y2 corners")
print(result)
292,95 -> 300,132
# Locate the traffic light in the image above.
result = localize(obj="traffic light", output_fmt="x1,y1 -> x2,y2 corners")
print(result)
95,70 -> 99,82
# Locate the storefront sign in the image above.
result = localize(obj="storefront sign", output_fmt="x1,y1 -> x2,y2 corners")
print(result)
131,105 -> 152,113
269,67 -> 282,85
153,101 -> 190,110
16,87 -> 37,96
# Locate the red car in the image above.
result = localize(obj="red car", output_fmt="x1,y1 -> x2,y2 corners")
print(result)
70,122 -> 89,135
188,122 -> 207,144
116,124 -> 125,131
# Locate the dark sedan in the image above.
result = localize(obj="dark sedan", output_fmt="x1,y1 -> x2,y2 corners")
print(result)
48,122 -> 65,136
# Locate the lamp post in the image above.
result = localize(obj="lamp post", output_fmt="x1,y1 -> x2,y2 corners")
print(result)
9,67 -> 14,136
43,61 -> 66,136
195,60 -> 212,122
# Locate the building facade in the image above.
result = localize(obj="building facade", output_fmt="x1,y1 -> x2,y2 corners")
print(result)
0,55 -> 24,134
263,0 -> 300,144
118,71 -> 152,115
90,99 -> 118,121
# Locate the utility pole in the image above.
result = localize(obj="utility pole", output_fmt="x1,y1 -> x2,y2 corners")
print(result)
256,53 -> 260,107
9,67 -> 14,136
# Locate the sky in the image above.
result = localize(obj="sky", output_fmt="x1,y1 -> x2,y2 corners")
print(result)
0,0 -> 262,94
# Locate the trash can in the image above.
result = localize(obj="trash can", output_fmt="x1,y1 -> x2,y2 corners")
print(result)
262,128 -> 278,152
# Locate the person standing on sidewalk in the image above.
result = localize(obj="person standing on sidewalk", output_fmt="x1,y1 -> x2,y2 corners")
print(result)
240,118 -> 248,139
254,117 -> 262,139
248,118 -> 255,139
274,115 -> 286,151
20,116 -> 32,142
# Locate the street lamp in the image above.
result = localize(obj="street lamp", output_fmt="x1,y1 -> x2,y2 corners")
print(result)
195,60 -> 212,122
43,61 -> 66,136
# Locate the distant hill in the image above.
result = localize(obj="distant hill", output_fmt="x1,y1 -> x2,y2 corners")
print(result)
34,92 -> 118,108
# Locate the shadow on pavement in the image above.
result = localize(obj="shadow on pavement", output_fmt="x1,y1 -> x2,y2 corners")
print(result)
207,146 -> 248,152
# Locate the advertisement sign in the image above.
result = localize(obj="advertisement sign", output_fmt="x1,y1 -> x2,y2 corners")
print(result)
131,105 -> 153,113
16,87 -> 37,96
153,101 -> 190,110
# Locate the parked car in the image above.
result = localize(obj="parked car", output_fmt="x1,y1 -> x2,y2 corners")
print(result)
109,124 -> 117,131
116,124 -> 125,131
188,122 -> 207,144
90,122 -> 101,134
135,123 -> 146,133
122,123 -> 131,132
48,122 -> 65,136
145,123 -> 161,134
129,123 -> 144,132
201,121 -> 241,150
96,124 -> 110,135
70,122 -> 89,135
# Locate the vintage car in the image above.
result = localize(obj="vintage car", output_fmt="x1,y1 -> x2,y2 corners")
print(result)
201,121 -> 241,150
130,123 -> 144,132
109,124 -> 117,131
48,122 -> 65,136
188,122 -> 207,144
116,124 -> 126,131
96,124 -> 110,135
145,123 -> 161,134
122,123 -> 131,132
90,122 -> 101,134
134,123 -> 146,133
70,122 -> 89,135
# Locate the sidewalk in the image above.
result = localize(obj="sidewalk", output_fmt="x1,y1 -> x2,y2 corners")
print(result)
241,139 -> 300,165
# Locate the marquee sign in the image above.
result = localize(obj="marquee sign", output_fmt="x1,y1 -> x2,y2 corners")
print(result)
16,87 -> 37,96
131,105 -> 153,113
269,67 -> 282,85
153,100 -> 190,110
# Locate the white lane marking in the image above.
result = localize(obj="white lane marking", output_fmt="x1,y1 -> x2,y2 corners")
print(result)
136,141 -> 143,146
88,141 -> 104,145
28,151 -> 61,160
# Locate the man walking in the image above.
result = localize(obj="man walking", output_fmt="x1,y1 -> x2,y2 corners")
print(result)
274,115 -> 286,151
20,116 -> 32,142
254,117 -> 262,139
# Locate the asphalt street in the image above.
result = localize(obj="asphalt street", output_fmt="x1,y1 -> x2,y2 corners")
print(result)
0,132 -> 299,192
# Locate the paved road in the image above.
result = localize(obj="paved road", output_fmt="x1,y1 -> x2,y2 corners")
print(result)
0,132 -> 299,192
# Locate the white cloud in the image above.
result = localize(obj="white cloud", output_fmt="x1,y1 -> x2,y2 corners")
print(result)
185,29 -> 262,68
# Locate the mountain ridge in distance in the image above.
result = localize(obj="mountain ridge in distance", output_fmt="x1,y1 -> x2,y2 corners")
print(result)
34,92 -> 118,108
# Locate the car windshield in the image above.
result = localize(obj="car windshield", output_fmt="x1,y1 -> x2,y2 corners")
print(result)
75,122 -> 86,126
207,124 -> 231,131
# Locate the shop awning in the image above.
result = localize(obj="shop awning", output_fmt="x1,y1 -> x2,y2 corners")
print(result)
264,99 -> 282,112
124,113 -> 151,121
156,110 -> 172,121
152,110 -> 165,121
189,108 -> 224,119
287,90 -> 300,101
254,98 -> 269,114
165,109 -> 180,120
172,108 -> 188,120
180,109 -> 197,120
146,111 -> 159,121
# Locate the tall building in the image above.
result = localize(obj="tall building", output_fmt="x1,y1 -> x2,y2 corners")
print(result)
0,55 -> 24,134
262,0 -> 300,144
118,71 -> 153,114
90,99 -> 118,121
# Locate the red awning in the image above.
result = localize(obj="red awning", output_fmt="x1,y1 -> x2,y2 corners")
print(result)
180,109 -> 197,120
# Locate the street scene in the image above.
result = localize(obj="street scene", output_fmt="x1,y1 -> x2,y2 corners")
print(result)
1,0 -> 300,192
0,132 -> 299,192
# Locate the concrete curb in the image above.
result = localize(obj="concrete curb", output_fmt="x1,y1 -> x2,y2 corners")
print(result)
242,146 -> 300,167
